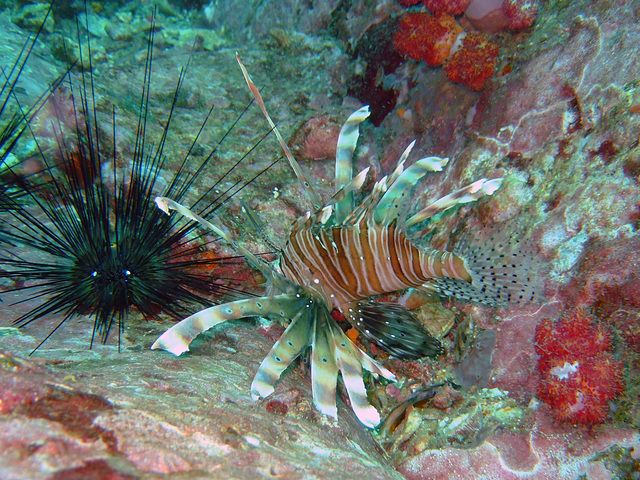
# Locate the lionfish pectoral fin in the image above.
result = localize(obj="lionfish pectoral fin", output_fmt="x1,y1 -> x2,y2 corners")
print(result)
310,313 -> 340,419
348,345 -> 396,384
405,178 -> 503,228
345,301 -> 444,359
327,320 -> 382,428
251,309 -> 312,400
155,196 -> 278,281
334,106 -> 370,222
151,295 -> 299,355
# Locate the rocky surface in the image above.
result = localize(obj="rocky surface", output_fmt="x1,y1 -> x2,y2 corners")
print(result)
2,0 -> 640,478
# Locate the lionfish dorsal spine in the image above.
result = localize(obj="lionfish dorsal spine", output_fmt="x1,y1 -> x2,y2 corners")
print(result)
374,155 -> 449,226
334,105 -> 370,222
405,177 -> 503,228
342,176 -> 389,226
324,167 -> 370,212
236,53 -> 322,210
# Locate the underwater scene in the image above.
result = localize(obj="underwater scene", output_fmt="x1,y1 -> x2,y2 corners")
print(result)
1,0 -> 639,478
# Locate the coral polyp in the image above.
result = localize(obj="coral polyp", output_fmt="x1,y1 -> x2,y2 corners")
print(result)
443,31 -> 500,91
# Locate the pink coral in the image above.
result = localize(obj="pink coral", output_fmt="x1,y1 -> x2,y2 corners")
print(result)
464,0 -> 539,32
422,0 -> 472,15
502,0 -> 539,30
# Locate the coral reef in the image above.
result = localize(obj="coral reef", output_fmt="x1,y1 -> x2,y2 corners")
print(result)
443,31 -> 500,91
393,11 -> 500,90
535,309 -> 624,424
1,0 -> 640,478
393,12 -> 464,67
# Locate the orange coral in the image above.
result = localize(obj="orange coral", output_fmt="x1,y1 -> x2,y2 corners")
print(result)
393,12 -> 464,67
443,31 -> 500,90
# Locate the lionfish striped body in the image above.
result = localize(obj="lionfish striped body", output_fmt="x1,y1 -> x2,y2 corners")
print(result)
282,220 -> 472,307
151,56 -> 536,427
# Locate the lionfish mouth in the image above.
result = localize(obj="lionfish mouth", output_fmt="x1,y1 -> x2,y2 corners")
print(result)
151,55 -> 539,427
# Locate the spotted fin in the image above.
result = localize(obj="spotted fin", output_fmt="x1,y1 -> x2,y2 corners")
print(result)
351,346 -> 396,382
251,309 -> 312,399
344,301 -> 445,359
433,225 -> 541,306
151,294 -> 304,355
335,106 -> 370,222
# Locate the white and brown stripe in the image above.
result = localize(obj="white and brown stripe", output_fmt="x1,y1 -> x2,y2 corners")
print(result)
280,220 -> 472,307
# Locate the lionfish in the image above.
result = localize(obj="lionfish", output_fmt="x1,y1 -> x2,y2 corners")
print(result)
151,56 -> 537,427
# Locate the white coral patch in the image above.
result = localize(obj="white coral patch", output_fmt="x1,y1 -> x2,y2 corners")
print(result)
550,361 -> 579,380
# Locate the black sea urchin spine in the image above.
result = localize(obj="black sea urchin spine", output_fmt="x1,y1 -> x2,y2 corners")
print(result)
0,12 -> 268,353
1,3 -> 60,232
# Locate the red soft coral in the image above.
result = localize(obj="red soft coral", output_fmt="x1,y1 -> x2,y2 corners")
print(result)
502,0 -> 539,30
535,309 -> 624,425
443,31 -> 500,90
393,12 -> 464,66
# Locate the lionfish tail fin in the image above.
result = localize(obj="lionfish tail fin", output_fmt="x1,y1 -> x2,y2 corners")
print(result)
434,224 -> 541,307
